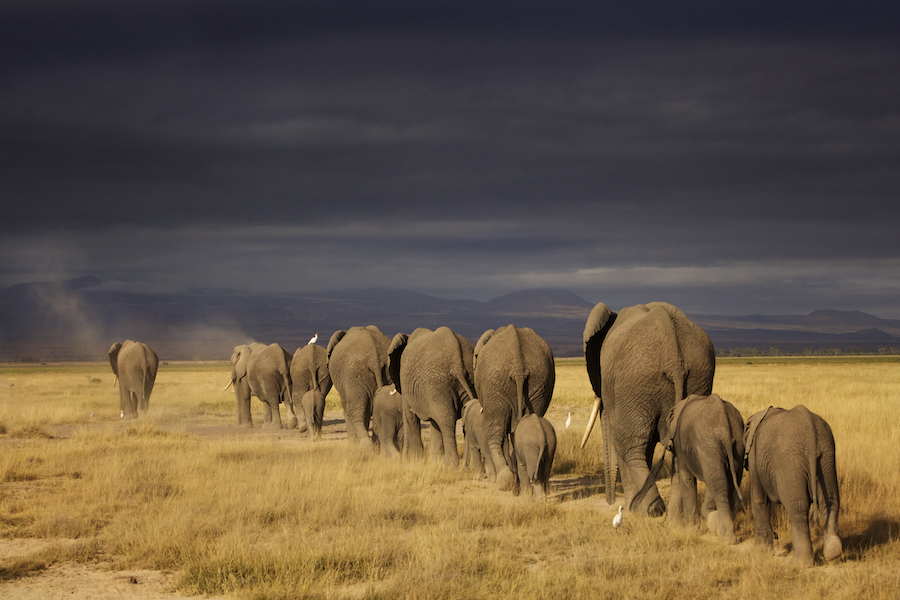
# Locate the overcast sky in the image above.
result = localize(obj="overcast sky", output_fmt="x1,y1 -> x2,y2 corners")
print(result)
2,1 -> 899,316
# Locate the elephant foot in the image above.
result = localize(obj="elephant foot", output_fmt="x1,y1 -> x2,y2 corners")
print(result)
646,496 -> 666,517
298,422 -> 308,433
497,469 -> 516,492
824,535 -> 843,561
284,417 -> 299,429
706,511 -> 719,534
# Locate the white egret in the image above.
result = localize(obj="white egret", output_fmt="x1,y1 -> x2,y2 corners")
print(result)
308,333 -> 318,345
613,506 -> 624,531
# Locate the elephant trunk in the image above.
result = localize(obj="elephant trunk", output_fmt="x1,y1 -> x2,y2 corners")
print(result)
602,413 -> 618,506
630,450 -> 669,511
580,396 -> 602,449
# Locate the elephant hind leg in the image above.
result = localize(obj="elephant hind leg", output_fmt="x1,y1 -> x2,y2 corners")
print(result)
127,391 -> 139,418
432,419 -> 460,468
489,442 -> 515,491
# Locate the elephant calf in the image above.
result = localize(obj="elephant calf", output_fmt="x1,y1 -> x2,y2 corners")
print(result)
300,390 -> 326,440
744,405 -> 842,566
462,398 -> 494,480
372,384 -> 404,458
513,414 -> 557,501
636,394 -> 745,544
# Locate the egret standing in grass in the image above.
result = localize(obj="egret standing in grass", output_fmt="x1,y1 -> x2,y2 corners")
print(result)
613,506 -> 624,531
308,333 -> 318,345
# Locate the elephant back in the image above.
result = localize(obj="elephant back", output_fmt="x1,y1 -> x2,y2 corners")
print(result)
475,325 -> 555,437
291,344 -> 332,399
328,326 -> 391,402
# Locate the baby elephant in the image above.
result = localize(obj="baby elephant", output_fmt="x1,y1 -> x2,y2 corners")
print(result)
513,414 -> 557,501
661,394 -> 745,543
744,405 -> 842,566
462,398 -> 494,480
631,394 -> 745,543
372,384 -> 404,458
300,390 -> 325,440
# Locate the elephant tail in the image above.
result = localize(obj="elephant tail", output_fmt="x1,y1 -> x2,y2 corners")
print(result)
308,363 -> 320,393
510,371 -> 527,434
456,374 -> 478,417
727,441 -> 745,506
808,441 -> 821,523
139,361 -> 149,407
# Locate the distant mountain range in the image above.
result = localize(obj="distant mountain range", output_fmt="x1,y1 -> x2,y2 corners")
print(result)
2,277 -> 900,361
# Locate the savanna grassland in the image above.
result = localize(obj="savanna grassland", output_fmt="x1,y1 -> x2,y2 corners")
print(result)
1,358 -> 899,599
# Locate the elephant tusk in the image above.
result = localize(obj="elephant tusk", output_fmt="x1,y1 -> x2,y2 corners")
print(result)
581,396 -> 602,449
223,380 -> 234,392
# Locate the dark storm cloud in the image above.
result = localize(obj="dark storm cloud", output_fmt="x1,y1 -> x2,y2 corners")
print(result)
2,1 -> 899,315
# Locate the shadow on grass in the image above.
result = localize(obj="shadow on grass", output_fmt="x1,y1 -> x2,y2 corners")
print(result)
0,557 -> 48,582
843,516 -> 900,559
550,475 -> 607,502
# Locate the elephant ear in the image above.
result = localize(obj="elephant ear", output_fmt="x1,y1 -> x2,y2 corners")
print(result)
108,342 -> 123,378
665,394 -> 699,451
326,330 -> 347,364
583,303 -> 618,399
387,333 -> 409,394
743,406 -> 773,471
232,345 -> 252,382
473,329 -> 495,372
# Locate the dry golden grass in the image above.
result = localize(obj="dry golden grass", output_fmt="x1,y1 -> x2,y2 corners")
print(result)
0,358 -> 898,599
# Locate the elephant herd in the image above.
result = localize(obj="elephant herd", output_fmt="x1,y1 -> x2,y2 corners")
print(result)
106,299 -> 843,566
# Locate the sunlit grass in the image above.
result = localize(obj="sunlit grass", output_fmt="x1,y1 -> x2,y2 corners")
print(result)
0,359 -> 898,599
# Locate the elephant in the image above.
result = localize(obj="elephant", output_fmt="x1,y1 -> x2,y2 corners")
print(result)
228,342 -> 268,426
388,326 -> 477,467
744,405 -> 842,566
632,393 -> 745,543
514,413 -> 557,501
108,340 -> 159,419
474,324 -> 555,491
372,384 -> 404,458
581,302 -> 715,516
246,343 -> 295,429
300,390 -> 326,440
291,343 -> 332,407
462,398 -> 493,480
327,326 -> 392,447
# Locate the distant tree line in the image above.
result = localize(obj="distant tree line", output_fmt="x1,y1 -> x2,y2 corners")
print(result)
716,346 -> 900,357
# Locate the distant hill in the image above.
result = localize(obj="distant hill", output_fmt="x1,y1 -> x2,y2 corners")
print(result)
483,288 -> 594,316
2,277 -> 899,361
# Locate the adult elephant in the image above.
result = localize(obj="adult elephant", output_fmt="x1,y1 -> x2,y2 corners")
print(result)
290,343 -> 332,430
581,302 -> 715,516
474,325 -> 555,491
247,343 -> 295,429
327,326 -> 392,447
388,327 -> 477,467
108,340 -> 159,419
228,342 -> 267,426
744,405 -> 842,566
